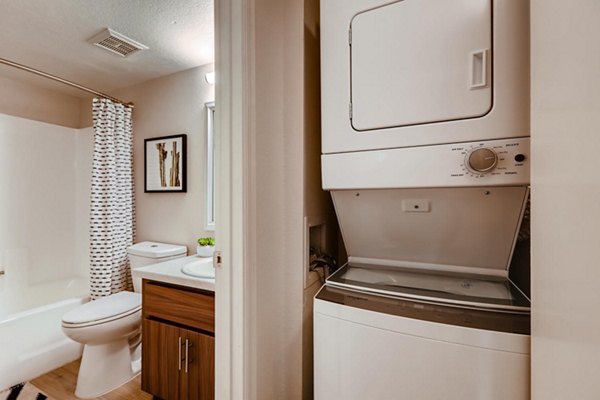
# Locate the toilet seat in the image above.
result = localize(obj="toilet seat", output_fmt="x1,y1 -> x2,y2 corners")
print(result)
62,291 -> 141,328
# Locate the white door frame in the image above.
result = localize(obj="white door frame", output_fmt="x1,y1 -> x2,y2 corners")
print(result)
214,0 -> 256,399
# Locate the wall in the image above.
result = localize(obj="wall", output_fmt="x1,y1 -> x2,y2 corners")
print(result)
531,1 -> 600,399
301,0 -> 340,398
0,64 -> 213,288
250,0 -> 304,397
0,74 -> 82,128
247,0 -> 338,398
80,65 -> 215,253
74,127 -> 94,278
0,113 -> 90,285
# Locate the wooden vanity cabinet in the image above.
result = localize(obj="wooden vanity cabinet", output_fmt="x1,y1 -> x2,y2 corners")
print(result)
141,280 -> 215,400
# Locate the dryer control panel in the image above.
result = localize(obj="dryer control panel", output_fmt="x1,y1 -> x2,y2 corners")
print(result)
453,139 -> 529,179
322,137 -> 530,189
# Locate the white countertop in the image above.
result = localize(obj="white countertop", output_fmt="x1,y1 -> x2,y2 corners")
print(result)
133,255 -> 215,292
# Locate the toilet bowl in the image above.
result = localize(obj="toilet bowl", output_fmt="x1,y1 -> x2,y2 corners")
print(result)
61,241 -> 187,399
61,292 -> 141,398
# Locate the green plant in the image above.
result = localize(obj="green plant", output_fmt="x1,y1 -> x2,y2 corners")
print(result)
197,237 -> 215,247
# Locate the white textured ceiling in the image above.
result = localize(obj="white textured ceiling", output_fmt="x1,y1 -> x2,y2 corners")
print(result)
0,0 -> 214,98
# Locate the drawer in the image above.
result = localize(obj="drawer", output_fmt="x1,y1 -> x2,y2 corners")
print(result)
143,280 -> 215,333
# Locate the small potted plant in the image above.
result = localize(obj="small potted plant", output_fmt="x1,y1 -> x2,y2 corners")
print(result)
197,237 -> 215,257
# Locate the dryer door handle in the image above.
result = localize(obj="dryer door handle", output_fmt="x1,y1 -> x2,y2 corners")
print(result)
470,49 -> 489,89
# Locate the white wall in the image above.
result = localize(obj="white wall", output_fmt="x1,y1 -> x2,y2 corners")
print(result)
74,127 -> 94,279
531,1 -> 600,399
80,65 -> 215,253
0,113 -> 90,285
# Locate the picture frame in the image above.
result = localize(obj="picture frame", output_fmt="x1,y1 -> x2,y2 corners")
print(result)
144,134 -> 187,193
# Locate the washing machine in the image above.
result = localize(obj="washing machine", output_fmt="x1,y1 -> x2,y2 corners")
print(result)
314,137 -> 531,399
314,274 -> 530,399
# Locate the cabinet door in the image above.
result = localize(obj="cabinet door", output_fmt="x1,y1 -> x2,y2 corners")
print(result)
181,327 -> 215,400
142,319 -> 181,400
351,0 -> 492,131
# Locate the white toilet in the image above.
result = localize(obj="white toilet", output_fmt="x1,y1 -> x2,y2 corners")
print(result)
61,241 -> 187,399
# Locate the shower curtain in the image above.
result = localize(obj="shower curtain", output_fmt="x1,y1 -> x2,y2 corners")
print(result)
89,98 -> 135,299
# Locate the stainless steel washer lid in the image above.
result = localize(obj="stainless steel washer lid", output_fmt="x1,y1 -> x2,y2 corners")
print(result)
62,291 -> 141,325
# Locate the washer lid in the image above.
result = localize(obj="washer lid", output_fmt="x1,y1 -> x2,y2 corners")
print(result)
62,292 -> 141,325
331,186 -> 529,276
128,241 -> 187,258
327,264 -> 530,312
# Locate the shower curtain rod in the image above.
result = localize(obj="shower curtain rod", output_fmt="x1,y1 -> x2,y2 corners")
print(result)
0,57 -> 134,108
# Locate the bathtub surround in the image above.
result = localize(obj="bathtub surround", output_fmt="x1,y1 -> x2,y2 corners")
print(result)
0,113 -> 91,391
90,99 -> 135,299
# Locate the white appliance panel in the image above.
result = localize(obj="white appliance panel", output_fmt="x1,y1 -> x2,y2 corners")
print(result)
314,297 -> 530,400
331,186 -> 528,273
351,0 -> 492,130
321,0 -> 530,153
322,137 -> 530,189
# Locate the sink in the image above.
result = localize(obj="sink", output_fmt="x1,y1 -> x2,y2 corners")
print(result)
181,258 -> 215,279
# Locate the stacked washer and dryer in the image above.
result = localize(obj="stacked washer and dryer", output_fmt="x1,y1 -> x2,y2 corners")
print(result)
315,1 -> 531,399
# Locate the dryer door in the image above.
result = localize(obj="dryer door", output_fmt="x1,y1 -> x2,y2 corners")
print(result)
350,0 -> 493,131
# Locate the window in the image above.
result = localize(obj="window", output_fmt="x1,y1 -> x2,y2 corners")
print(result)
205,101 -> 216,231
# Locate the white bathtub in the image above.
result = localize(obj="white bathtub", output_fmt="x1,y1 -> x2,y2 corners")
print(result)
0,277 -> 89,391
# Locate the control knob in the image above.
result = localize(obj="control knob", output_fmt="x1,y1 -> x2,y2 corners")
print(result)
467,148 -> 498,173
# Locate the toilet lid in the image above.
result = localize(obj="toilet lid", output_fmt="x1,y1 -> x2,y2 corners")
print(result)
62,291 -> 141,325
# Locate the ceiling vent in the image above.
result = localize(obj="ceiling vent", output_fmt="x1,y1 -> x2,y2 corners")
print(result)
88,29 -> 149,57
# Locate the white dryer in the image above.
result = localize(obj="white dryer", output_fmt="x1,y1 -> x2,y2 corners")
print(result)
321,0 -> 530,153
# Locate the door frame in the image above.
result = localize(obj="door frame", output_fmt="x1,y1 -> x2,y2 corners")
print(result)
214,0 -> 256,399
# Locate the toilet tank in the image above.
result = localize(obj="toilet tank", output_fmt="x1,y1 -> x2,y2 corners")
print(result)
128,241 -> 187,292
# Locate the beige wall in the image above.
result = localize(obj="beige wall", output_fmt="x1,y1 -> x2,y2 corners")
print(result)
80,65 -> 216,253
251,0 -> 304,397
249,0 -> 338,398
301,0 -> 340,399
0,74 -> 82,128
531,1 -> 600,399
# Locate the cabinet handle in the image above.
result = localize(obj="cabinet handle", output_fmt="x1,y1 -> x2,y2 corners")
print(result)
185,339 -> 190,373
178,337 -> 182,371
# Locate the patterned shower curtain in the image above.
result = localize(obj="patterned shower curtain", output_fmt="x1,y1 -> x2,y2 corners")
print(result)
89,98 -> 136,299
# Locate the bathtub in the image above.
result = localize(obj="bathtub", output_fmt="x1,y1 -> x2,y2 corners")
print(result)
0,277 -> 89,391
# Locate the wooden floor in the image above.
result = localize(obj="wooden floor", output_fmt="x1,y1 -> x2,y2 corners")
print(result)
30,359 -> 153,400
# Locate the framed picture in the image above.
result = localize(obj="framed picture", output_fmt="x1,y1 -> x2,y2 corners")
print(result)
144,134 -> 187,192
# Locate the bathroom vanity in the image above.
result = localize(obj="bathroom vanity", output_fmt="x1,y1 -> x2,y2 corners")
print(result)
133,256 -> 216,400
